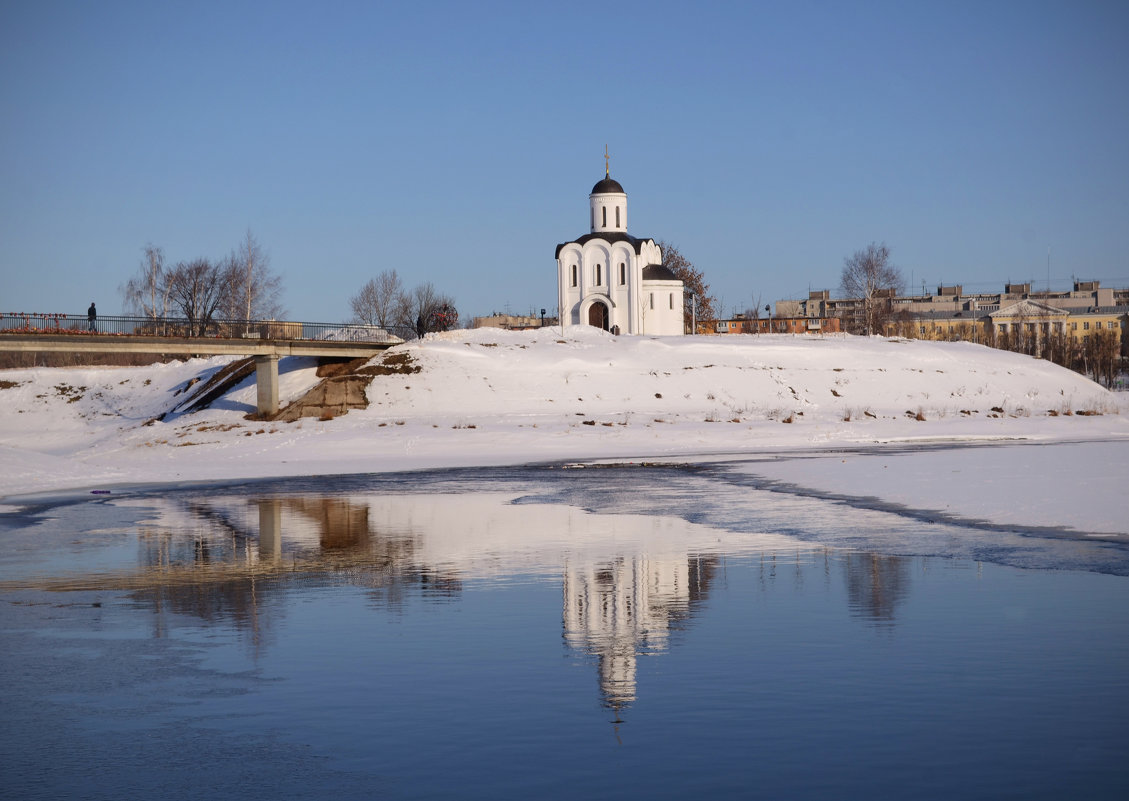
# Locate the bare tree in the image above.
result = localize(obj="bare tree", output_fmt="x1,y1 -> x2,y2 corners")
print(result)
746,293 -> 764,333
166,258 -> 227,336
396,282 -> 436,334
1043,321 -> 1071,367
121,244 -> 171,321
123,233 -> 283,332
350,270 -> 405,328
1009,305 -> 1037,357
221,230 -> 284,321
1086,329 -> 1120,388
655,240 -> 717,333
889,307 -> 915,338
396,282 -> 459,338
839,242 -> 904,335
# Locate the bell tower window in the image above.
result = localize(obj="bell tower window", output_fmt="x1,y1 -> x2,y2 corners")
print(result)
602,206 -> 607,227
615,206 -> 620,228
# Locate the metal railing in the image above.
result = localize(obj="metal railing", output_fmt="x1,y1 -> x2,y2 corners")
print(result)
0,312 -> 415,343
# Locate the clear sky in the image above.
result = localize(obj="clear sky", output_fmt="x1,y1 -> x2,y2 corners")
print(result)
2,0 -> 1127,322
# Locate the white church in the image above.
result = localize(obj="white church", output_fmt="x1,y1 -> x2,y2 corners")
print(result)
555,161 -> 685,335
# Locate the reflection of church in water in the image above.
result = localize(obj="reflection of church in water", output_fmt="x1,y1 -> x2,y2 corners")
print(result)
563,553 -> 718,713
133,493 -> 722,715
112,492 -> 912,715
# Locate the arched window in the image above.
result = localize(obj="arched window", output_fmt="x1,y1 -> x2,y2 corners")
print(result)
571,265 -> 577,287
649,293 -> 654,310
596,264 -> 602,285
669,294 -> 674,309
615,206 -> 620,228
602,206 -> 607,227
619,263 -> 626,285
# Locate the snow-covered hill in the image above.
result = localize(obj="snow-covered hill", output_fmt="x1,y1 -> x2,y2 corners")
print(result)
0,327 -> 1125,499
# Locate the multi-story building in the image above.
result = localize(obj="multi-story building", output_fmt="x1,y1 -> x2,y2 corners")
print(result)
471,313 -> 558,331
778,281 -> 1128,356
713,313 -> 842,335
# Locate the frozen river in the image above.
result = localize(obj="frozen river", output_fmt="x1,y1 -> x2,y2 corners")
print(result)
2,453 -> 1127,800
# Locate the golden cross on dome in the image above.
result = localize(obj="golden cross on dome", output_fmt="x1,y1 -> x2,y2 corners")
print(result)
604,144 -> 610,177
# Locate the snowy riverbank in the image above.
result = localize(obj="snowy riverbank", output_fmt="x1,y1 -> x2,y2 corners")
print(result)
1,328 -> 1126,532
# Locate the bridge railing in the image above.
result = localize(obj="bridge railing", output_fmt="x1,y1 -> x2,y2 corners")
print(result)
0,312 -> 416,343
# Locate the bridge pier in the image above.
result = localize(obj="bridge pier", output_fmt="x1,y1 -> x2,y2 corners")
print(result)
258,499 -> 282,559
255,355 -> 279,416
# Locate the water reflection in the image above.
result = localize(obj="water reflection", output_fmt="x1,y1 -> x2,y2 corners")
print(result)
5,471 -> 1127,801
844,552 -> 912,624
139,496 -> 413,566
3,486 -> 937,714
127,495 -> 454,649
124,493 -> 740,711
563,553 -> 719,712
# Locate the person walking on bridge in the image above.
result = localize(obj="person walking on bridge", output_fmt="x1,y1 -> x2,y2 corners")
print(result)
87,302 -> 97,333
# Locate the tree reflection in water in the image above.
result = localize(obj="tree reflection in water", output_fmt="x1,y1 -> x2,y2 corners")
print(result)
844,552 -> 912,624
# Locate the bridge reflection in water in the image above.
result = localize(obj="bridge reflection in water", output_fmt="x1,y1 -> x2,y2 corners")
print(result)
8,490 -> 912,713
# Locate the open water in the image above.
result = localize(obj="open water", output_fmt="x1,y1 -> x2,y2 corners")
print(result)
1,461 -> 1127,800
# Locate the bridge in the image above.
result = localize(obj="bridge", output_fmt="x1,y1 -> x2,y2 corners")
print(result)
0,312 -> 413,415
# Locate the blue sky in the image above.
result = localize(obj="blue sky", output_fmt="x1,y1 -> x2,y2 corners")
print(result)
2,0 -> 1127,322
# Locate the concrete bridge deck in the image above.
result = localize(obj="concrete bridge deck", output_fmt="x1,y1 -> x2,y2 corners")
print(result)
0,322 -> 406,415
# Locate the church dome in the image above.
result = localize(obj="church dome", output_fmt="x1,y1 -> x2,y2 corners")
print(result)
591,176 -> 625,195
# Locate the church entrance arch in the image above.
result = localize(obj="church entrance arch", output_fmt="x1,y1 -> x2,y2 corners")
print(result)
587,301 -> 609,331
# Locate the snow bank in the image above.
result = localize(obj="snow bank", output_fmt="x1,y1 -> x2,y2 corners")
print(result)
0,329 -> 1125,501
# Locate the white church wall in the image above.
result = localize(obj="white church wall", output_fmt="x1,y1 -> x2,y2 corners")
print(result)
608,243 -> 638,332
581,242 -> 613,296
557,244 -> 581,325
642,279 -> 685,335
589,192 -> 627,234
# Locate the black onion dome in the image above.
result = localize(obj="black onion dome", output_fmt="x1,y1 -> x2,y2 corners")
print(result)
591,176 -> 625,194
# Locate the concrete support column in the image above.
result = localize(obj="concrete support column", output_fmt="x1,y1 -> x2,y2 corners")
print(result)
258,499 -> 282,559
255,354 -> 279,416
